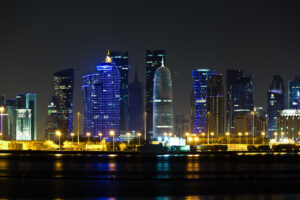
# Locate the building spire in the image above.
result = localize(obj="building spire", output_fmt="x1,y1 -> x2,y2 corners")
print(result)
161,56 -> 165,67
105,49 -> 112,63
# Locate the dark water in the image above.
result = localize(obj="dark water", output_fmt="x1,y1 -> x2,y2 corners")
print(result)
0,152 -> 300,199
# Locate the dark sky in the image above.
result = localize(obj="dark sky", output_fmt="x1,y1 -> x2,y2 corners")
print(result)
1,0 -> 300,139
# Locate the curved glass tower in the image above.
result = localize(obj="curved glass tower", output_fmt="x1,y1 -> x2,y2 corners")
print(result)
153,60 -> 173,139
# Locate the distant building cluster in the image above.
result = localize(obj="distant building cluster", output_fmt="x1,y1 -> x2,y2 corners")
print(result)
0,49 -> 300,143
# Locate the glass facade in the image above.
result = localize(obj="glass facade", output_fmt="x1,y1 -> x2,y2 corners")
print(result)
83,53 -> 121,138
288,77 -> 300,109
267,75 -> 285,136
153,62 -> 173,139
46,97 -> 58,140
110,51 -> 129,131
192,69 -> 215,134
16,93 -> 37,140
226,70 -> 254,134
145,50 -> 165,140
53,69 -> 74,138
6,99 -> 16,140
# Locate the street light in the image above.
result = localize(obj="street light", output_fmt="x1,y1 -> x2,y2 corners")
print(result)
261,132 -> 265,145
195,137 -> 199,145
168,133 -> 172,137
251,111 -> 255,145
188,137 -> 193,145
163,132 -> 167,137
71,133 -> 75,143
86,132 -> 91,143
55,130 -> 62,151
225,132 -> 230,144
238,132 -> 242,144
98,133 -> 103,142
110,130 -> 115,151
281,131 -> 284,139
126,132 -> 131,145
0,107 -> 4,141
211,132 -> 214,144
137,132 -> 142,146
185,132 -> 189,145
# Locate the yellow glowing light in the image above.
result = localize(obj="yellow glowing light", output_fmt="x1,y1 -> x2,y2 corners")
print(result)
126,132 -> 131,136
105,50 -> 112,63
98,133 -> 103,137
185,132 -> 190,136
201,133 -> 205,136
86,132 -> 91,137
195,137 -> 199,142
137,133 -> 142,137
210,132 -> 214,136
245,132 -> 249,136
55,130 -> 61,136
109,130 -> 115,136
188,137 -> 192,142
225,132 -> 230,136
238,132 -> 242,136
274,132 -> 277,136
169,133 -> 172,137
261,132 -> 265,136
70,133 -> 75,137
0,107 -> 5,112
281,132 -> 284,136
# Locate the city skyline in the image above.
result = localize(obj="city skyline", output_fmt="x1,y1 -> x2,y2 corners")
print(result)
1,1 -> 300,137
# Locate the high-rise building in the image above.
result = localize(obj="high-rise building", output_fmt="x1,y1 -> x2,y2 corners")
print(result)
267,75 -> 285,136
110,51 -> 129,131
277,109 -> 300,139
6,99 -> 17,140
174,114 -> 190,138
207,74 -> 224,137
192,69 -> 215,134
288,77 -> 300,109
128,69 -> 144,133
153,60 -> 173,139
46,97 -> 58,140
16,93 -> 37,140
145,50 -> 165,140
82,52 -> 121,138
226,70 -> 254,135
53,69 -> 74,138
190,90 -> 195,133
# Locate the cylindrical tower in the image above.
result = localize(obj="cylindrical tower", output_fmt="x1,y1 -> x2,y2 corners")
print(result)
153,61 -> 173,139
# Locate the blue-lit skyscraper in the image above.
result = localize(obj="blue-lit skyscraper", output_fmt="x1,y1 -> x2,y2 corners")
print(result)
110,51 -> 129,132
82,52 -> 121,138
192,69 -> 215,133
288,77 -> 300,109
267,75 -> 285,135
153,60 -> 173,139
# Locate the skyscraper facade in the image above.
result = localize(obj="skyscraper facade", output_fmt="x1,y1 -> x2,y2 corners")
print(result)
226,70 -> 254,134
53,69 -> 74,138
6,99 -> 16,140
190,90 -> 195,133
110,51 -> 129,131
267,75 -> 285,136
16,93 -> 37,140
46,97 -> 58,140
145,50 -> 165,140
153,61 -> 173,139
128,70 -> 144,133
192,69 -> 215,134
82,52 -> 121,138
207,74 -> 224,137
288,77 -> 300,109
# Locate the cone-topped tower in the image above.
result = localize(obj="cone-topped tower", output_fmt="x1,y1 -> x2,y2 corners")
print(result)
153,58 -> 173,139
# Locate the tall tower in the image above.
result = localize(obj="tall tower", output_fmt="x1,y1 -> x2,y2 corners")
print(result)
153,59 -> 173,139
82,51 -> 121,138
267,75 -> 285,136
16,93 -> 37,140
207,74 -> 224,137
145,50 -> 165,140
46,97 -> 58,140
288,76 -> 300,109
192,69 -> 215,134
53,69 -> 74,138
226,69 -> 254,134
129,69 -> 144,133
110,51 -> 129,132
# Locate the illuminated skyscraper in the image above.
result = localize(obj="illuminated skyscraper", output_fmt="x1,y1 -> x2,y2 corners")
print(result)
82,52 -> 121,137
226,69 -> 254,134
207,74 -> 224,137
153,60 -> 173,139
53,69 -> 74,138
192,69 -> 215,134
6,99 -> 16,139
288,77 -> 300,109
16,93 -> 37,140
46,97 -> 58,140
267,75 -> 285,136
145,50 -> 165,140
110,51 -> 129,131
129,69 -> 144,133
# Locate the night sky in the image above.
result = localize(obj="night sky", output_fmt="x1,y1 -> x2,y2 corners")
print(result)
1,0 -> 300,139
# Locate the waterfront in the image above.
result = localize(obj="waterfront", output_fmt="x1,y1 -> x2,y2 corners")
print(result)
0,152 -> 300,199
